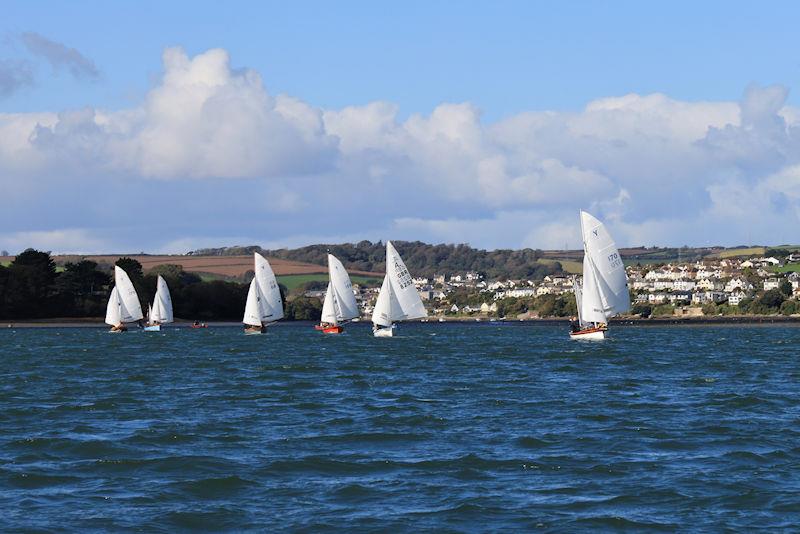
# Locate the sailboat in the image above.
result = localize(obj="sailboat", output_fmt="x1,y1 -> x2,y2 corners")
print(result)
243,252 -> 284,334
105,266 -> 144,333
316,254 -> 360,334
371,241 -> 427,337
144,275 -> 173,332
570,210 -> 630,340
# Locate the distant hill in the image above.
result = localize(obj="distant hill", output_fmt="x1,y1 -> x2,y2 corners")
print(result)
192,241 -> 565,280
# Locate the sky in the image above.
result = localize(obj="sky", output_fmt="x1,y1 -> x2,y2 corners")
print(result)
1,1 -> 800,254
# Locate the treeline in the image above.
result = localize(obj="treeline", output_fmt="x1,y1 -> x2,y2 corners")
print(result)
0,250 -> 322,321
193,241 -> 564,280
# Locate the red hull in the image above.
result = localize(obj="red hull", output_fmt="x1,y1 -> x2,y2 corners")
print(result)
315,324 -> 344,334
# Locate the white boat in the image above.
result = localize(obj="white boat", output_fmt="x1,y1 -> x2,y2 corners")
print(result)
144,275 -> 173,332
371,241 -> 427,337
105,266 -> 144,332
570,210 -> 630,340
243,253 -> 283,334
316,254 -> 360,334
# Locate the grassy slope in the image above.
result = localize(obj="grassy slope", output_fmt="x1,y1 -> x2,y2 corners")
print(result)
716,247 -> 766,258
277,273 -> 383,291
537,258 -> 581,274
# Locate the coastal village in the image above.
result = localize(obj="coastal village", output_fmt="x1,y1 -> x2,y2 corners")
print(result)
305,254 -> 800,320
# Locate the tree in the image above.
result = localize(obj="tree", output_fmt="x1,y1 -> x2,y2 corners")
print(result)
779,279 -> 793,297
6,249 -> 58,318
115,257 -> 143,281
285,297 -> 322,321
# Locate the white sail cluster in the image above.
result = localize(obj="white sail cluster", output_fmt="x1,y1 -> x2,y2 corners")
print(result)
372,241 -> 427,328
105,266 -> 144,326
321,254 -> 359,326
576,210 -> 630,327
243,253 -> 284,327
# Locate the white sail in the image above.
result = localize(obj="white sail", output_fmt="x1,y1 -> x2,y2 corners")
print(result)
105,286 -> 122,326
580,254 -> 607,324
254,253 -> 284,322
580,211 -> 631,318
243,279 -> 263,327
371,274 -> 396,327
114,266 -> 144,323
328,254 -> 359,321
149,275 -> 174,323
385,241 -> 427,321
573,277 -> 583,324
320,283 -> 339,325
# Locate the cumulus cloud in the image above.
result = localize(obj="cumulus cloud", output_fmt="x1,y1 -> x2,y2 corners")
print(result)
0,46 -> 799,253
20,32 -> 99,80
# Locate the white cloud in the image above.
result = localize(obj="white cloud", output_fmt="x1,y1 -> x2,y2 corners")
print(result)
1,46 -> 799,252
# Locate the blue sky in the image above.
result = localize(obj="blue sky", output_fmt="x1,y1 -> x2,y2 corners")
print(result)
1,1 -> 800,253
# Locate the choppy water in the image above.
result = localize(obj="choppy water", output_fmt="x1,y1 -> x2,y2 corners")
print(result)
1,323 -> 799,532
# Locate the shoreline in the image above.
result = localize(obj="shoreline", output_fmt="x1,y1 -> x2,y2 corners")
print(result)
4,315 -> 800,328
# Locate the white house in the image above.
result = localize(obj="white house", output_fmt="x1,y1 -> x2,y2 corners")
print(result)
728,291 -> 748,306
672,280 -> 696,291
724,278 -> 754,293
763,278 -> 781,291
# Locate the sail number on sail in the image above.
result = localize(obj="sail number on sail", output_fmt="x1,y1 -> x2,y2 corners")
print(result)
393,260 -> 413,289
607,252 -> 623,270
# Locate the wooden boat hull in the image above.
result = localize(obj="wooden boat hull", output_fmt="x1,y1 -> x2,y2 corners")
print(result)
244,325 -> 266,335
569,327 -> 606,340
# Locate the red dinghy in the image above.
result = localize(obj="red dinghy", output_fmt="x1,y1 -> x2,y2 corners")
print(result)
315,323 -> 344,334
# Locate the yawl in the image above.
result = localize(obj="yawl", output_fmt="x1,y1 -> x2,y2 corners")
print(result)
105,266 -> 144,333
371,241 -> 427,337
243,252 -> 284,334
144,275 -> 173,332
571,210 -> 630,340
316,254 -> 360,334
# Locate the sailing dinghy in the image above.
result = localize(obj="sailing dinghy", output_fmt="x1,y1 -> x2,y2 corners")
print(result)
570,211 -> 630,340
243,253 -> 283,334
144,275 -> 173,332
316,254 -> 360,334
371,241 -> 427,337
105,266 -> 144,333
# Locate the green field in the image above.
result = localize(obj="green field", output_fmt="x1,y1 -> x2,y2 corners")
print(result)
716,247 -> 766,258
537,258 -> 582,274
276,273 -> 382,290
771,264 -> 800,273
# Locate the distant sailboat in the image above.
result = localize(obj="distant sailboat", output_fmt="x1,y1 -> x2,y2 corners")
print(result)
570,211 -> 630,340
371,241 -> 427,337
243,253 -> 283,334
144,275 -> 173,332
105,266 -> 144,333
316,254 -> 360,334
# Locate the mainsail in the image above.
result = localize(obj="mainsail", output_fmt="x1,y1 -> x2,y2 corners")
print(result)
109,266 -> 143,324
254,253 -> 284,322
371,241 -> 427,326
149,275 -> 174,324
327,254 -> 359,321
579,211 -> 630,321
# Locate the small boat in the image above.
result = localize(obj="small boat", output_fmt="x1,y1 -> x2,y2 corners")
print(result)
570,210 -> 630,340
242,253 -> 284,334
190,322 -> 208,329
144,275 -> 173,332
371,241 -> 427,337
316,254 -> 360,334
105,266 -> 144,333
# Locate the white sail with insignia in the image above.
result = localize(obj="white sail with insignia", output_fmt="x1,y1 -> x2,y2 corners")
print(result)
254,253 -> 283,322
580,211 -> 630,320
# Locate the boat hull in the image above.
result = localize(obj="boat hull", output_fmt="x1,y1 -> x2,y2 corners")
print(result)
144,324 -> 161,332
315,324 -> 344,334
569,327 -> 606,340
373,325 -> 395,337
244,325 -> 266,335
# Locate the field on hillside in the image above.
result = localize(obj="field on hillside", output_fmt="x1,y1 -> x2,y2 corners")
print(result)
537,258 -> 582,274
715,247 -> 766,258
16,255 -> 383,279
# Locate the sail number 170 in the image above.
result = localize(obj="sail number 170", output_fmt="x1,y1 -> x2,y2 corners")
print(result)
607,252 -> 622,269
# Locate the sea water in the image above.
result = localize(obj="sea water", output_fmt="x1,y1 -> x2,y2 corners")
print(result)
1,323 -> 799,531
